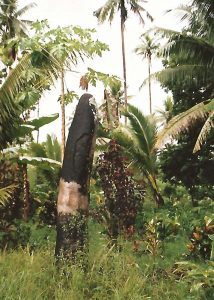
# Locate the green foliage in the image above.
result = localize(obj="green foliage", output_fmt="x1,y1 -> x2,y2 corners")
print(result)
113,104 -> 164,206
187,216 -> 214,260
28,135 -> 61,225
0,223 -> 207,300
25,24 -> 109,69
0,219 -> 31,250
152,0 -> 214,153
0,52 -> 60,148
156,99 -> 214,152
174,261 -> 214,299
144,218 -> 163,257
159,134 -> 214,202
157,7 -> 214,200
29,223 -> 56,249
0,159 -> 23,238
45,134 -> 61,162
27,113 -> 59,130
83,67 -> 120,88
0,20 -> 109,149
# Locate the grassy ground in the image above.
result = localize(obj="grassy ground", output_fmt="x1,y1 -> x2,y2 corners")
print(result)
0,221 -> 211,300
1,198 -> 213,300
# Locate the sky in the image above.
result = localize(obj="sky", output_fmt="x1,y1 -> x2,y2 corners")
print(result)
19,0 -> 190,141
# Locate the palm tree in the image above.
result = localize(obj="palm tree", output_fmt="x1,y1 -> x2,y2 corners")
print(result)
100,81 -> 123,130
153,27 -> 214,91
113,104 -> 164,206
150,1 -> 214,150
135,34 -> 159,114
0,0 -> 36,60
152,1 -> 214,93
155,96 -> 173,127
94,0 -> 153,120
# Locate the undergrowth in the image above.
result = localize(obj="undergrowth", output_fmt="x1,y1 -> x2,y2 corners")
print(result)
0,221 -> 210,300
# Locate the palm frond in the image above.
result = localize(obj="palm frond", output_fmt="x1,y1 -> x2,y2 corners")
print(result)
144,65 -> 214,88
15,2 -> 37,18
0,54 -> 30,138
193,0 -> 214,21
148,26 -> 182,38
0,184 -> 17,206
12,18 -> 34,36
125,104 -> 157,152
111,104 -> 162,204
130,1 -> 153,24
93,0 -> 118,24
151,27 -> 214,68
112,126 -> 152,174
165,5 -> 192,22
193,110 -> 214,153
156,101 -> 211,149
45,134 -> 61,162
167,36 -> 214,68
0,52 -> 61,148
17,156 -> 61,169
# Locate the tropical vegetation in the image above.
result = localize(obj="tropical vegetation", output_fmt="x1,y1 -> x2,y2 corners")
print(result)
0,0 -> 213,299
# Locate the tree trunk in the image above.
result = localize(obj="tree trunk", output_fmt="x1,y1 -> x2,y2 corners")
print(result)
55,93 -> 97,264
148,55 -> 152,114
60,69 -> 66,159
22,163 -> 30,221
120,18 -> 128,124
154,190 -> 164,207
150,175 -> 164,207
104,89 -> 111,130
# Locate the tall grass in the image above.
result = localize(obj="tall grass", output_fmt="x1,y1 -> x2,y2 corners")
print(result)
0,226 -> 200,300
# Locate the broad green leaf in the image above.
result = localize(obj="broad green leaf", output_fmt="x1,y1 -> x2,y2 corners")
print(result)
27,113 -> 59,130
17,156 -> 61,169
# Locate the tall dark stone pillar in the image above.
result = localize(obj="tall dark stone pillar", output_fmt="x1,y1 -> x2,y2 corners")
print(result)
55,93 -> 97,263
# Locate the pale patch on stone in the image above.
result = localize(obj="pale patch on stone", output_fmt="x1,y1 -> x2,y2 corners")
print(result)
89,96 -> 98,121
89,96 -> 96,108
57,179 -> 88,214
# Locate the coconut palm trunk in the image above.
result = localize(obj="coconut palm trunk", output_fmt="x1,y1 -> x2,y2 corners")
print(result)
120,17 -> 128,123
151,176 -> 164,207
94,1 -> 153,124
60,69 -> 66,158
55,93 -> 97,263
22,163 -> 30,221
104,89 -> 111,129
148,54 -> 152,114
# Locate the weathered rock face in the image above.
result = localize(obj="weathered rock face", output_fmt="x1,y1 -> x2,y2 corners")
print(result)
55,93 -> 96,262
